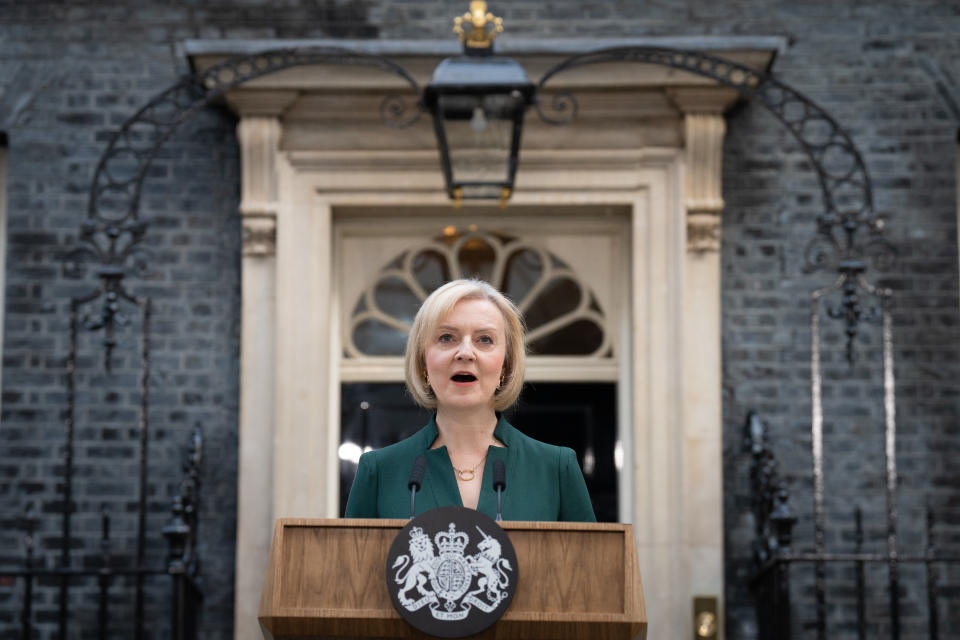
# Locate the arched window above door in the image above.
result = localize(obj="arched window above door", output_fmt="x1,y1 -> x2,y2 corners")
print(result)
345,230 -> 611,359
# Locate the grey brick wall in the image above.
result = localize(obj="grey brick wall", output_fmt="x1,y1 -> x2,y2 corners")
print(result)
1,4 -> 244,636
1,1 -> 958,639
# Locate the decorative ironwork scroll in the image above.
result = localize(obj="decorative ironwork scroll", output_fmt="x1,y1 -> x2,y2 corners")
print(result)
536,46 -> 895,363
71,44 -> 889,364
50,46 -> 422,638
60,41 -> 900,640
66,46 -> 423,369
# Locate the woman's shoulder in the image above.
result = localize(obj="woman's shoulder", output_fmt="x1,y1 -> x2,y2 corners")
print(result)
364,422 -> 435,463
498,419 -> 575,461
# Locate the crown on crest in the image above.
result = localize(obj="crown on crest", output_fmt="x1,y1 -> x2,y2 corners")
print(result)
435,522 -> 469,554
408,526 -> 429,544
453,1 -> 503,49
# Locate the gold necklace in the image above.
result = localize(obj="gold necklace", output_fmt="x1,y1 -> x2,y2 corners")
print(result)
451,452 -> 487,482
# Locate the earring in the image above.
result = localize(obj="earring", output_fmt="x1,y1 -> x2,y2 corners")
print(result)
425,373 -> 434,395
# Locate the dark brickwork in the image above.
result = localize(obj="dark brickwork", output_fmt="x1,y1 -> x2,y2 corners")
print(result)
718,7 -> 960,634
1,4 -> 245,636
1,1 -> 959,639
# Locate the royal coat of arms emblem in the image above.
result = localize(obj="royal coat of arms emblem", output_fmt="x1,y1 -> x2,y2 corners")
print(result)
385,506 -> 518,638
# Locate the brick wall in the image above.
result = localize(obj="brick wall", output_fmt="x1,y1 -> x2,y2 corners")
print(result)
1,1 -> 958,638
1,5 -> 245,636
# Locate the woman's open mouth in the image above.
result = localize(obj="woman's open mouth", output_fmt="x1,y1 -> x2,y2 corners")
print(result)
451,373 -> 477,384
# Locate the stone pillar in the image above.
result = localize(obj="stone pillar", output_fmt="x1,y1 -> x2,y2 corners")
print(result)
629,162 -> 687,640
673,88 -> 732,638
234,112 -> 281,640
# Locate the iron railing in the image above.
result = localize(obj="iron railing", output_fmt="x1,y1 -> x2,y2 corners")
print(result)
1,419 -> 202,640
6,41 -> 917,640
747,412 -> 959,639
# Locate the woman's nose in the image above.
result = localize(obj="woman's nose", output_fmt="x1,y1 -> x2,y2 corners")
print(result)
455,338 -> 475,360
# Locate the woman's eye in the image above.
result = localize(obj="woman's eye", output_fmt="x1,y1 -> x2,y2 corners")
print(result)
438,333 -> 453,343
478,335 -> 493,344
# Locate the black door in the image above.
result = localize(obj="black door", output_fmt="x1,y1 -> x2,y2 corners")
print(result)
339,382 -> 618,522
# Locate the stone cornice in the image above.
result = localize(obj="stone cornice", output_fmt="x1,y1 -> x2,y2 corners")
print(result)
180,35 -> 787,61
183,37 -> 782,93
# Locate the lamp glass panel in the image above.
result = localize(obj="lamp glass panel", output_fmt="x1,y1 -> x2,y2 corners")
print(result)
438,93 -> 518,185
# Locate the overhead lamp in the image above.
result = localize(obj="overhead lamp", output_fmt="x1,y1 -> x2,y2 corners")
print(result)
422,1 -> 536,207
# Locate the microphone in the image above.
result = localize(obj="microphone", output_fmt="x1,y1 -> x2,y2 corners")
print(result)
408,454 -> 427,518
493,460 -> 506,522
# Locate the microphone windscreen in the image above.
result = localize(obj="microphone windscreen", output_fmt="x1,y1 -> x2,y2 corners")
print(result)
493,460 -> 506,490
408,454 -> 427,490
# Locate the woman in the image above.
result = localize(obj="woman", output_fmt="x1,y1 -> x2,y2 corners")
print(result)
344,279 -> 596,522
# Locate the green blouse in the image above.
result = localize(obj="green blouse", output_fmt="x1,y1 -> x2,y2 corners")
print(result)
344,415 -> 597,522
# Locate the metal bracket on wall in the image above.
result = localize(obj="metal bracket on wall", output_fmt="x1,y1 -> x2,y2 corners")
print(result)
69,44 -> 890,367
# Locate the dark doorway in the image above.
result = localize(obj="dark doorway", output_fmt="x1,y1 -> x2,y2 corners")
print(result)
339,382 -> 618,522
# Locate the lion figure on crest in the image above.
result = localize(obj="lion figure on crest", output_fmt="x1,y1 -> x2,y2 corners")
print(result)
392,527 -> 437,607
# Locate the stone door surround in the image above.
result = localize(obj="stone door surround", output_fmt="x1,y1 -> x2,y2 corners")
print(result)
186,36 -> 783,640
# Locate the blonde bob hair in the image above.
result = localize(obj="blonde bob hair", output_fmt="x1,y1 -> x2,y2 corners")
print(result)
404,279 -> 526,411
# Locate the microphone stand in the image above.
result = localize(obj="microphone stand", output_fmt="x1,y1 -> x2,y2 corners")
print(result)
408,454 -> 426,518
493,460 -> 506,522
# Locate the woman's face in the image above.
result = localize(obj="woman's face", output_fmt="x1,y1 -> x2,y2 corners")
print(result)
424,298 -> 507,413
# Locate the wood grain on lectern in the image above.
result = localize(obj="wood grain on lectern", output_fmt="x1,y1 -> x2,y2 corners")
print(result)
258,518 -> 646,640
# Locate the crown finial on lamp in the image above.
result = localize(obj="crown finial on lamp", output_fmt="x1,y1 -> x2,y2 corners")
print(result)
453,1 -> 503,49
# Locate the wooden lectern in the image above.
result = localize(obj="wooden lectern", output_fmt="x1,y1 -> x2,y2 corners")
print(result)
259,518 -> 646,640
